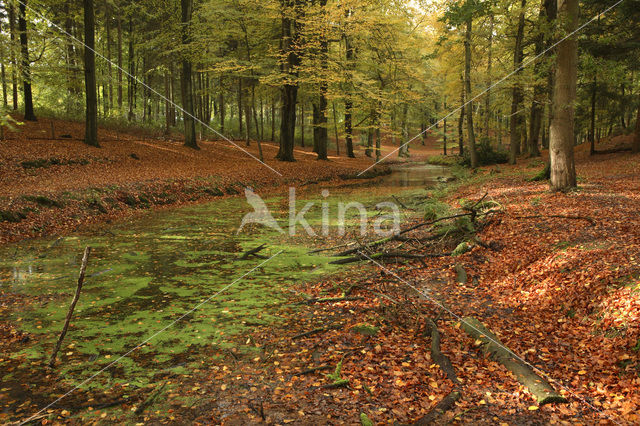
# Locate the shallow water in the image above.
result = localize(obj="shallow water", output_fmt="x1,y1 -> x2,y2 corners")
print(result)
0,162 -> 450,410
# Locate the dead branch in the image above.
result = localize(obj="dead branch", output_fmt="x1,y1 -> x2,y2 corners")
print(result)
292,324 -> 344,340
513,214 -> 595,226
239,243 -> 268,260
49,247 -> 91,368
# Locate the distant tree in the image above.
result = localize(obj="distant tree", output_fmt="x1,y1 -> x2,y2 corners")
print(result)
549,0 -> 578,190
17,0 -> 36,121
83,0 -> 98,147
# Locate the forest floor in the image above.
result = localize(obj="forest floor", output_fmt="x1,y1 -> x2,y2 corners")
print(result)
2,116 -> 639,424
0,115 -> 440,245
129,135 -> 639,425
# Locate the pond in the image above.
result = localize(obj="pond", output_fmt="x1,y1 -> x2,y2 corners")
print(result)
0,161 -> 451,420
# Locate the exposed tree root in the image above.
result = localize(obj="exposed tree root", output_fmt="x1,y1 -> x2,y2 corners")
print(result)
424,319 -> 459,384
411,389 -> 461,425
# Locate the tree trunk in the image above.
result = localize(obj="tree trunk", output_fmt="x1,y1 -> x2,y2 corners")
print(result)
443,97 -> 448,155
0,19 -> 7,108
83,0 -> 98,147
484,15 -> 494,139
333,101 -> 340,156
301,103 -> 306,148
464,17 -> 477,168
632,95 -> 640,153
9,3 -> 18,110
127,17 -> 135,121
509,0 -> 526,164
237,78 -> 244,137
276,0 -> 298,162
181,0 -> 198,149
458,78 -> 465,156
549,0 -> 578,191
116,15 -> 123,110
589,77 -> 597,155
104,0 -> 113,112
18,0 -> 36,121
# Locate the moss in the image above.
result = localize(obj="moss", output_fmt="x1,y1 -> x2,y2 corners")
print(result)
23,195 -> 63,208
427,154 -> 461,166
0,209 -> 27,223
452,241 -> 470,256
351,324 -> 379,336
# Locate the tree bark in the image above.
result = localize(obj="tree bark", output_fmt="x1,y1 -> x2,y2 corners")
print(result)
181,0 -> 198,149
509,0 -> 526,164
484,15 -> 494,140
276,0 -> 299,162
549,0 -> 578,191
116,15 -> 123,110
589,77 -> 597,155
18,0 -> 36,121
0,19 -> 7,108
83,0 -> 98,147
9,3 -> 18,110
458,76 -> 465,156
464,17 -> 477,168
632,95 -> 640,153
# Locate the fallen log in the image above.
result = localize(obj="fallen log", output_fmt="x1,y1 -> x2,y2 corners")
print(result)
293,365 -> 332,376
460,317 -> 566,405
330,251 -> 448,265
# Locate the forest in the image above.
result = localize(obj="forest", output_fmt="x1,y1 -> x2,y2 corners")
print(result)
1,0 -> 639,424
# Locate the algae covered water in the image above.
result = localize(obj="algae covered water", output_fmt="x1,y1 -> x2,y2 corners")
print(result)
0,162 -> 450,416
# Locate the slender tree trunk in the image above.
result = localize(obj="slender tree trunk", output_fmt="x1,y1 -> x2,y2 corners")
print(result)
484,15 -> 494,139
276,0 -> 299,162
127,17 -> 135,121
18,0 -> 36,121
104,0 -> 113,111
116,15 -> 123,110
509,0 -> 526,164
219,76 -> 225,134
83,0 -> 98,147
333,101 -> 340,156
589,77 -> 597,155
9,3 -> 18,110
301,103 -> 305,147
549,0 -> 578,191
458,77 -> 465,156
271,95 -> 275,141
344,98 -> 355,157
237,78 -> 244,136
0,20 -> 7,108
464,17 -> 477,168
443,97 -> 448,155
181,0 -> 198,149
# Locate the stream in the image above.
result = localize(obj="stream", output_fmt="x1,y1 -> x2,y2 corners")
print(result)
0,162 -> 451,419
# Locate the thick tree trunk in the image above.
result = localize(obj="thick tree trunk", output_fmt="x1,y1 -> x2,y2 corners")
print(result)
464,17 -> 477,168
509,0 -> 526,164
181,0 -> 198,149
18,0 -> 36,121
549,0 -> 578,191
276,0 -> 298,162
83,0 -> 98,147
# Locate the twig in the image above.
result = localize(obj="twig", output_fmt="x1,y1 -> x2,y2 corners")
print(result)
49,247 -> 91,368
513,214 -> 595,226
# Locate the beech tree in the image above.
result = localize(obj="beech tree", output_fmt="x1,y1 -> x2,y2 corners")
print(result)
549,0 -> 578,191
83,0 -> 98,147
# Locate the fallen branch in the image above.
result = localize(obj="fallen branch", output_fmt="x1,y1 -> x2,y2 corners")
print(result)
411,390 -> 461,425
49,247 -> 91,368
513,214 -> 595,226
424,319 -> 458,384
291,324 -> 344,339
134,381 -> 167,415
330,251 -> 449,265
298,296 -> 364,304
460,317 -> 566,405
293,365 -> 332,376
239,243 -> 268,260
